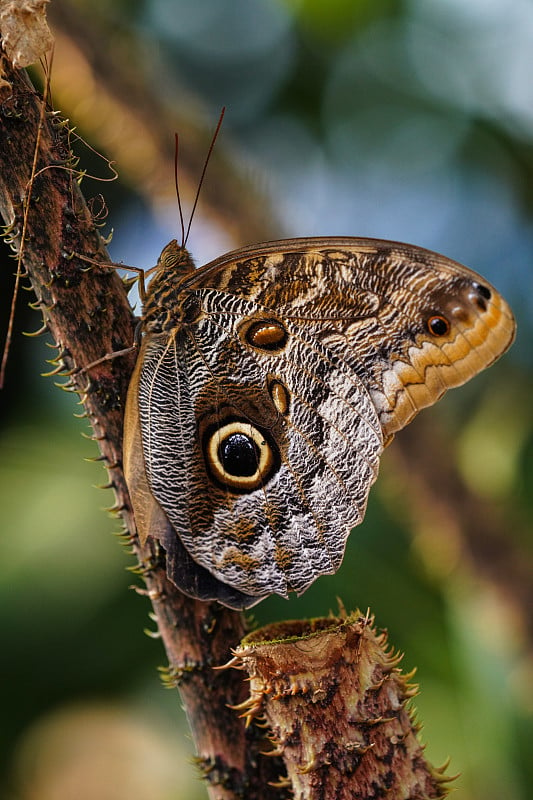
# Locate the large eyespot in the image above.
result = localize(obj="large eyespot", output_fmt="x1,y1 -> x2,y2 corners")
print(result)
426,315 -> 450,337
204,420 -> 279,492
240,317 -> 289,353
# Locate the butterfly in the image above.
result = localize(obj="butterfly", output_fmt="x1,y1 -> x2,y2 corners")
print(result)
122,236 -> 516,609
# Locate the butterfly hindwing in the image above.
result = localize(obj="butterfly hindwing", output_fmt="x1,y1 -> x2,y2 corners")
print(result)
136,295 -> 383,601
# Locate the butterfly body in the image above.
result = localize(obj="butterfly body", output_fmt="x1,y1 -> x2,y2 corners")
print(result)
123,237 -> 515,609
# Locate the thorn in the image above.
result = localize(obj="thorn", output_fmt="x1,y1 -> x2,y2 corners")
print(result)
45,354 -> 62,365
260,746 -> 284,757
130,584 -> 164,600
144,627 -> 162,639
114,531 -> 135,543
267,776 -> 292,789
213,656 -> 243,671
54,380 -> 77,392
110,502 -> 129,514
102,503 -> 123,516
41,362 -> 66,377
23,323 -> 48,337
122,275 -> 138,291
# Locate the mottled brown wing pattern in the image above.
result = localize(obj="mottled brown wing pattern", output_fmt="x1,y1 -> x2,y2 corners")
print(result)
123,237 -> 515,608
136,298 -> 382,600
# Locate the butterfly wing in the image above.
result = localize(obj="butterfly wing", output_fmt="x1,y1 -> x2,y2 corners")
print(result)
127,238 -> 515,607
134,298 -> 382,604
192,238 -> 515,440
123,371 -> 259,609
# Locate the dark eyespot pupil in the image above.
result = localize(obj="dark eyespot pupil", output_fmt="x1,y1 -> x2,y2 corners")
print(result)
473,281 -> 491,300
219,433 -> 259,477
428,316 -> 449,336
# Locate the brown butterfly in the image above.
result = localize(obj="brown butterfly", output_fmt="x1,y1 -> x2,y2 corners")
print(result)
123,236 -> 515,609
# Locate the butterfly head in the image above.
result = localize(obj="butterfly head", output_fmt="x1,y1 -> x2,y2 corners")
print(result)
140,239 -> 199,333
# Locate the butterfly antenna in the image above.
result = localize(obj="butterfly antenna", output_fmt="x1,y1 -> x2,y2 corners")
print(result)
183,107 -> 226,247
174,132 -> 186,247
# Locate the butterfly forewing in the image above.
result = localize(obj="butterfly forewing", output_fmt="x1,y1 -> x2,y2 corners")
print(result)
190,239 -> 515,439
124,237 -> 515,608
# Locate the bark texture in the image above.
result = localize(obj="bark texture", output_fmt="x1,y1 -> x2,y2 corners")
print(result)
232,614 -> 450,800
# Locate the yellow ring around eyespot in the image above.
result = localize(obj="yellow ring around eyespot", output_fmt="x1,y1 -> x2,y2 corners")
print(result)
207,421 -> 275,491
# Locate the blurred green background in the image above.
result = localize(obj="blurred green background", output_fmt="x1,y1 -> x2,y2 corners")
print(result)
1,1 -> 532,798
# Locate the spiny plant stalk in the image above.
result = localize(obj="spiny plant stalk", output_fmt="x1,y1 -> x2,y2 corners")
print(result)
229,613 -> 452,800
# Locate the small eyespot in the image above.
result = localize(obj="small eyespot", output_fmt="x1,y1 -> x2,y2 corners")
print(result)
427,315 -> 450,337
241,318 -> 288,352
472,281 -> 492,300
470,281 -> 491,312
268,379 -> 290,416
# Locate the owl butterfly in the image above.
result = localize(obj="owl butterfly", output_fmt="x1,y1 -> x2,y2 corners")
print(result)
123,236 -> 515,609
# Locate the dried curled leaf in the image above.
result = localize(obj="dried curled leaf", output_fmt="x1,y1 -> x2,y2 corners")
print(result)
0,0 -> 53,67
